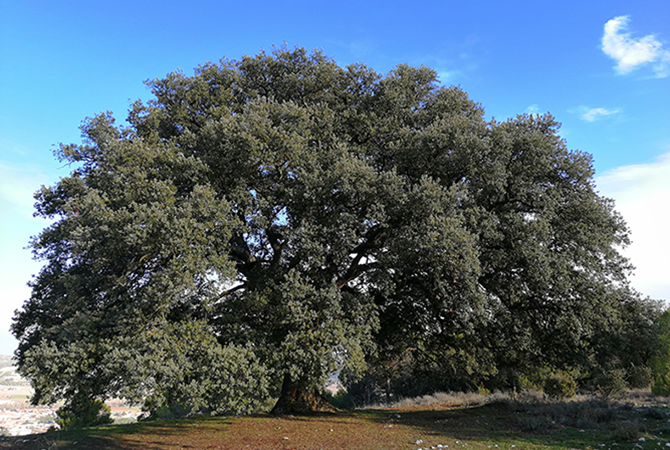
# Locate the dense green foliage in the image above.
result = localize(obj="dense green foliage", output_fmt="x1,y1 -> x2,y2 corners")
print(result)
56,398 -> 113,430
543,373 -> 578,400
12,47 -> 661,419
652,311 -> 670,395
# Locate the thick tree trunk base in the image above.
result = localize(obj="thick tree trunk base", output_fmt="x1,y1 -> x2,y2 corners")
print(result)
270,376 -> 337,415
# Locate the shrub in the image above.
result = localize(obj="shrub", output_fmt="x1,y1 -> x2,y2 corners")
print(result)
641,407 -> 666,420
543,373 -> 577,400
594,369 -> 627,400
144,402 -> 193,420
652,310 -> 670,395
576,400 -> 617,425
627,365 -> 653,389
611,420 -> 645,441
515,414 -> 554,432
326,390 -> 354,409
517,375 -> 542,392
56,398 -> 113,430
652,374 -> 670,396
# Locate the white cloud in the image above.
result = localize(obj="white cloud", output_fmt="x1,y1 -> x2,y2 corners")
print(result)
581,107 -> 620,122
570,106 -> 621,122
596,152 -> 670,302
437,70 -> 459,84
525,104 -> 541,115
602,16 -> 670,78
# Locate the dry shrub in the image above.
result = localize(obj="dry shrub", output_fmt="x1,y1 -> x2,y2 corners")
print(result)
393,391 -> 490,408
487,391 -> 542,412
611,420 -> 645,441
392,397 -> 426,408
514,414 -> 555,432
574,401 -> 617,427
393,394 -> 438,408
497,394 -> 628,430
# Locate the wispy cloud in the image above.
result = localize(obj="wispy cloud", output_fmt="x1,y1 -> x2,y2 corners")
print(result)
525,104 -> 542,115
581,107 -> 620,122
437,70 -> 460,84
596,152 -> 670,301
570,106 -> 621,122
602,16 -> 670,78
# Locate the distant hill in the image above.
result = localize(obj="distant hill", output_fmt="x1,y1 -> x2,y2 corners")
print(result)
0,355 -> 26,385
0,355 -> 14,367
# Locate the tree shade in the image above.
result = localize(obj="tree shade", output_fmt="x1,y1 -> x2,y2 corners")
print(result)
12,47 -> 656,417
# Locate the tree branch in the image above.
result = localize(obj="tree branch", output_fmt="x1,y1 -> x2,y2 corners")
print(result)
336,262 -> 380,290
219,283 -> 246,298
335,224 -> 385,290
266,226 -> 285,270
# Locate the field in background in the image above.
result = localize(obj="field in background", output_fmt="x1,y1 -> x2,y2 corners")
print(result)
0,356 -> 140,436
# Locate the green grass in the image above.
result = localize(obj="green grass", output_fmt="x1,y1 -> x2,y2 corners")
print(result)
1,395 -> 669,449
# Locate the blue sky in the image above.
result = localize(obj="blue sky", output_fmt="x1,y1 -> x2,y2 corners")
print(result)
1,0 -> 669,355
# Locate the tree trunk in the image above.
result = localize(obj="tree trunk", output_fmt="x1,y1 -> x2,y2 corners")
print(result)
270,374 -> 337,415
385,377 -> 391,406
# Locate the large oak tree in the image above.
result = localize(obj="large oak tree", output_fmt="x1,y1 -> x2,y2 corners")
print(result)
13,47 -> 648,417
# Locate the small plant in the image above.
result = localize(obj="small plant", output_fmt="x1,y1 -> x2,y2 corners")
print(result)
477,382 -> 490,396
611,420 -> 645,441
594,369 -> 627,400
56,398 -> 114,430
543,372 -> 577,400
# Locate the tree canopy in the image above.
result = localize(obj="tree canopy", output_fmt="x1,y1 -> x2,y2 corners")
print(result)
13,47 -> 658,417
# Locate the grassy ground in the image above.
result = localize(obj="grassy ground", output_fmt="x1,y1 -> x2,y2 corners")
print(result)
2,394 -> 670,449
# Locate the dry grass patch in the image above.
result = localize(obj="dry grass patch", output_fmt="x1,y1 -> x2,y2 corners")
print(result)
392,391 -> 491,409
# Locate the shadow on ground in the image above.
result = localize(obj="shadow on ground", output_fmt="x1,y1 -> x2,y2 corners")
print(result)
3,402 -> 670,449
